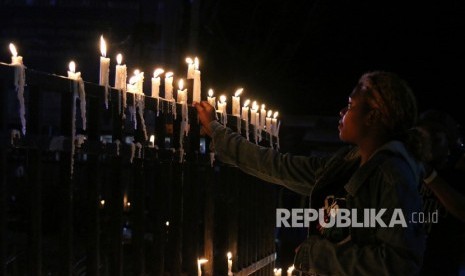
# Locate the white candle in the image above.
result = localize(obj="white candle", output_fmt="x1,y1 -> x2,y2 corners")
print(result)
218,95 -> 227,114
287,265 -> 295,276
227,252 -> 233,276
260,104 -> 267,130
193,57 -> 201,103
9,43 -> 23,65
67,61 -> 81,80
99,35 -> 110,86
197,258 -> 208,276
241,99 -> 250,123
151,68 -> 164,98
9,43 -> 26,135
266,110 -> 272,134
177,79 -> 187,104
250,101 -> 258,125
272,111 -> 279,136
165,72 -> 174,100
114,53 -> 127,90
136,70 -> 144,94
232,88 -> 243,117
127,75 -> 138,93
207,89 -> 216,108
186,57 -> 194,79
274,268 -> 282,276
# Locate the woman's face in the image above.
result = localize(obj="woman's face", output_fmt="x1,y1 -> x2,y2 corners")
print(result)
338,95 -> 371,144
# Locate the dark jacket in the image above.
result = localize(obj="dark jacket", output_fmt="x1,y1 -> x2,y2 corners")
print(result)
210,121 -> 426,276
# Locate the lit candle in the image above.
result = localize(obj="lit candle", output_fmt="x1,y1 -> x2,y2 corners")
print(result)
177,79 -> 187,104
272,111 -> 279,136
99,35 -> 110,86
127,75 -> 139,93
287,265 -> 295,276
218,95 -> 227,124
67,61 -> 80,80
186,57 -> 194,79
151,68 -> 164,98
250,101 -> 258,125
207,89 -> 216,108
218,95 -> 227,114
232,88 -> 243,117
192,57 -> 201,103
227,252 -> 233,276
266,110 -> 272,134
274,268 -> 282,276
259,104 -> 266,130
9,43 -> 23,65
241,99 -> 250,123
114,53 -> 127,90
136,70 -> 144,94
197,258 -> 208,276
164,72 -> 174,100
9,43 -> 26,135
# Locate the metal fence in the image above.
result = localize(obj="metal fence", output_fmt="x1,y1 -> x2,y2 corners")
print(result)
0,63 -> 278,276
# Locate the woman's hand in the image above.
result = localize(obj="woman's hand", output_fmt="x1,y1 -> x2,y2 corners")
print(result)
193,101 -> 217,137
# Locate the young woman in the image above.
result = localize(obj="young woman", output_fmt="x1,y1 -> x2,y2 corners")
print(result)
194,71 -> 428,275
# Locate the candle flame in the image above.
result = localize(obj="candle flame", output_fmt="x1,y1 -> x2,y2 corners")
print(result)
166,72 -> 173,78
100,35 -> 107,57
234,88 -> 243,97
116,53 -> 122,65
9,43 -> 18,57
197,258 -> 208,265
273,268 -> 282,273
252,101 -> 258,110
129,76 -> 138,85
261,104 -> 266,110
220,95 -> 227,103
227,252 -> 232,260
154,68 -> 164,78
273,111 -> 279,119
267,110 -> 273,117
100,200 -> 105,206
134,69 -> 140,75
178,79 -> 184,90
287,265 -> 295,273
208,89 -> 214,97
185,57 -> 193,64
243,99 -> 250,107
149,135 -> 155,144
68,61 -> 76,73
194,57 -> 199,70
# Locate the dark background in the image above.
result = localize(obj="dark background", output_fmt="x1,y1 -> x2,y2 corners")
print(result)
1,0 -> 465,136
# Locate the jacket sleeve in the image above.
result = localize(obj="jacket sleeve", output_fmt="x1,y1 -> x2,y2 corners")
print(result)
210,121 -> 327,195
299,158 -> 425,275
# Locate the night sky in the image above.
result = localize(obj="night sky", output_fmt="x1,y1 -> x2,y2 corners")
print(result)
1,1 -> 465,126
200,1 -> 465,125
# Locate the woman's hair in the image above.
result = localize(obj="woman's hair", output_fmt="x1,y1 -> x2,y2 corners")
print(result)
352,71 -> 430,161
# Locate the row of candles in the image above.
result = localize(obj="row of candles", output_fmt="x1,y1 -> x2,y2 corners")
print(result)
8,39 -> 283,273
196,252 -> 295,276
7,35 -> 280,136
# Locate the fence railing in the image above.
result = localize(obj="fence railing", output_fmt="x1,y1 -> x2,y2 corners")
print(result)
0,63 -> 278,276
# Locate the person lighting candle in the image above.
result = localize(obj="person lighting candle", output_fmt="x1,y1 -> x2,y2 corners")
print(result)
193,71 -> 429,276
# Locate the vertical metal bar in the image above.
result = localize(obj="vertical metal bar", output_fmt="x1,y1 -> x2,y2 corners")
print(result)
27,147 -> 42,276
59,81 -> 74,276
